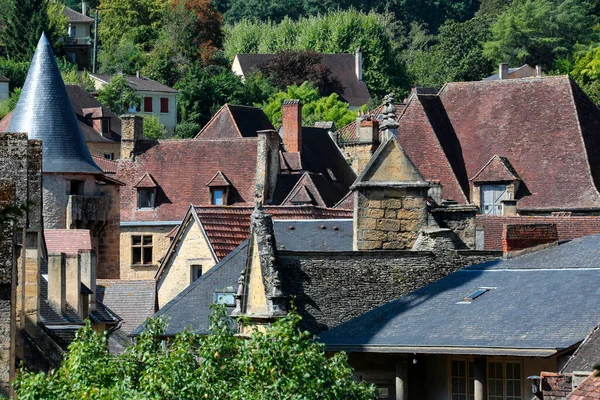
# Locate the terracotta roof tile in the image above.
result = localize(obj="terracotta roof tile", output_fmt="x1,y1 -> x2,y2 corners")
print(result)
194,205 -> 352,259
92,155 -> 118,174
568,373 -> 600,399
337,104 -> 405,142
133,172 -> 158,188
196,104 -> 274,139
205,171 -> 231,187
118,139 -> 259,222
471,155 -> 521,182
44,229 -> 92,255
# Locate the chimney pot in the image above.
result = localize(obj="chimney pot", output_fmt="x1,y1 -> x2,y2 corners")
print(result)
499,63 -> 509,80
282,100 -> 302,153
355,47 -> 363,81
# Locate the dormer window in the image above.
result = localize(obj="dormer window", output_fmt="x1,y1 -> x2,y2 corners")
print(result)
470,155 -> 523,216
134,172 -> 159,210
206,171 -> 232,206
480,184 -> 507,216
137,188 -> 155,209
101,118 -> 110,135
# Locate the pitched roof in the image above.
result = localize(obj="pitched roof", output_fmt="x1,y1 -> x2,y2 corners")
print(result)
562,323 -> 600,373
205,171 -> 231,187
96,279 -> 157,334
234,53 -> 371,106
133,172 -> 158,188
136,219 -> 353,336
193,205 -> 352,260
320,234 -> 600,355
92,155 -> 118,174
117,138 -> 259,222
0,75 -> 9,83
1,85 -> 122,144
471,155 -> 521,182
44,229 -> 92,255
89,73 -> 178,93
281,172 -> 343,207
63,6 -> 94,23
195,104 -> 274,139
567,372 -> 600,399
6,34 -> 100,173
396,76 -> 600,210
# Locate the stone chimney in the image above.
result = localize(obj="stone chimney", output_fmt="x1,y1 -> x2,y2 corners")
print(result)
502,223 -> 558,257
120,115 -> 143,159
357,115 -> 379,143
255,129 -> 281,204
355,47 -> 363,81
81,1 -> 87,16
48,253 -> 66,314
282,100 -> 302,153
536,65 -> 542,77
65,255 -> 81,315
79,250 -> 96,312
499,63 -> 509,80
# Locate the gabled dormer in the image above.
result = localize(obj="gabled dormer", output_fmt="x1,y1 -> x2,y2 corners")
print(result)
134,172 -> 158,210
470,155 -> 523,216
206,171 -> 232,206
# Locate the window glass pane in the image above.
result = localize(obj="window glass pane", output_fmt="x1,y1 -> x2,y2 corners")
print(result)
143,235 -> 152,245
215,293 -> 235,306
138,189 -> 153,208
132,247 -> 141,264
143,247 -> 152,264
212,189 -> 224,205
101,119 -> 110,134
132,235 -> 142,245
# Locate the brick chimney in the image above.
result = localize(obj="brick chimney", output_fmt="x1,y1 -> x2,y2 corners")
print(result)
120,115 -> 143,159
282,100 -> 302,153
355,47 -> 363,81
48,253 -> 66,314
502,223 -> 558,257
499,63 -> 509,80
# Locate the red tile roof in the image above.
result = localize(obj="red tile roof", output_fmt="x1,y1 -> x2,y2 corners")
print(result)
205,171 -> 231,187
92,155 -> 118,174
567,372 -> 600,399
118,138 -> 259,222
397,76 -> 600,210
471,155 -> 521,182
194,205 -> 352,259
337,104 -> 405,142
45,229 -> 92,255
196,104 -> 274,139
133,172 -> 158,188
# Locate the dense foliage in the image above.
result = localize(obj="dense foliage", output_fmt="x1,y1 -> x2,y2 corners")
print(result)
14,307 -> 374,399
96,75 -> 142,115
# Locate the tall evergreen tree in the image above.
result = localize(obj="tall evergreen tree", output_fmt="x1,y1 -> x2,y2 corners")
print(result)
1,0 -> 63,61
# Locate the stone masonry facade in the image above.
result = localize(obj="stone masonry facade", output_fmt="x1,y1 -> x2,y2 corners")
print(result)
354,186 -> 429,251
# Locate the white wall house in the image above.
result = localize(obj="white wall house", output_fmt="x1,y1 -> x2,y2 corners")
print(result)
89,73 -> 178,135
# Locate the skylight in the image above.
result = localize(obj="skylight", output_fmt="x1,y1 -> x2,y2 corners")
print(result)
457,287 -> 494,304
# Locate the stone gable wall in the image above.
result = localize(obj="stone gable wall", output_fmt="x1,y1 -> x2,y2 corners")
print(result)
278,250 -> 500,334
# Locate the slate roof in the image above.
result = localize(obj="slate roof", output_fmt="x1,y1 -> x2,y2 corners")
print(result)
193,206 -> 352,259
89,73 -> 178,93
117,138 -> 259,222
44,229 -> 92,256
1,85 -> 122,144
562,323 -> 600,373
235,53 -> 371,106
320,234 -> 600,356
395,76 -> 600,210
6,34 -> 100,173
96,279 -> 157,334
195,104 -> 275,139
63,6 -> 94,23
135,219 -> 353,336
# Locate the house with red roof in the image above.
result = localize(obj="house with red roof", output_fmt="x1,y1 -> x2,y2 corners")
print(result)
115,101 -> 355,285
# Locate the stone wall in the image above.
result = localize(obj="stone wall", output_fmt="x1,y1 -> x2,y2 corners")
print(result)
354,187 -> 429,251
428,205 -> 477,249
88,142 -> 120,160
340,142 -> 378,175
96,183 -> 120,279
120,225 -> 175,280
278,249 -> 500,334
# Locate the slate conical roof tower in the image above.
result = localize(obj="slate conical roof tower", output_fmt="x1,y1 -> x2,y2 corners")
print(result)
8,33 -> 100,173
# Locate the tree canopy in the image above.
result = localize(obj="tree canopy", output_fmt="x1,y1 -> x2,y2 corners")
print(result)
14,307 -> 374,399
96,75 -> 142,115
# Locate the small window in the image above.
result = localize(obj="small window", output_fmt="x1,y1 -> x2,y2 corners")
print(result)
326,168 -> 337,182
132,235 -> 153,265
69,25 -> 76,38
104,153 -> 114,160
127,103 -> 138,112
144,97 -> 153,113
487,361 -> 522,400
101,118 -> 110,134
160,98 -> 169,113
70,180 -> 84,196
215,292 -> 235,306
191,265 -> 202,282
137,188 -> 155,209
211,188 -> 225,206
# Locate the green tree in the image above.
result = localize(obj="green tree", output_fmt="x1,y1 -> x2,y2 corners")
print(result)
262,82 -> 356,128
0,87 -> 21,119
0,58 -> 30,91
96,75 -> 141,115
175,121 -> 201,138
98,34 -> 147,75
0,0 -> 67,61
142,114 -> 168,139
483,0 -> 597,69
14,307 -> 374,399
